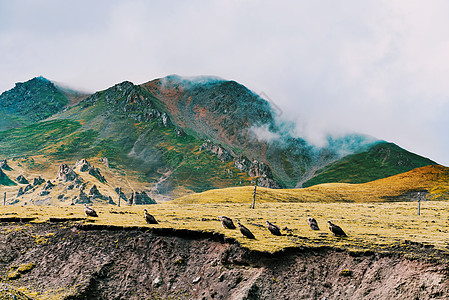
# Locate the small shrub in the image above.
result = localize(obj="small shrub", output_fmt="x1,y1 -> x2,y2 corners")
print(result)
339,269 -> 353,277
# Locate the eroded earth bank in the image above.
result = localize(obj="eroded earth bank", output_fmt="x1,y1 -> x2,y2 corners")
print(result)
1,221 -> 448,299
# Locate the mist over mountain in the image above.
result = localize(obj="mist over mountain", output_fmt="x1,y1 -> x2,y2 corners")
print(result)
0,75 -> 437,200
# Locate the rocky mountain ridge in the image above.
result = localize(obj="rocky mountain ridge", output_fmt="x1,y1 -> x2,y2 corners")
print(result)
0,75 -> 438,199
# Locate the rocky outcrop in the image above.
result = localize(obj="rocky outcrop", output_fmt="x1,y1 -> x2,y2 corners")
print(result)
57,164 -> 78,182
75,159 -> 91,172
0,159 -> 12,170
200,140 -> 233,162
114,187 -> 128,202
17,187 -> 24,197
88,167 -> 106,183
200,140 -> 280,188
24,184 -> 33,193
16,175 -> 29,184
42,180 -> 54,191
133,191 -> 157,205
32,176 -> 45,186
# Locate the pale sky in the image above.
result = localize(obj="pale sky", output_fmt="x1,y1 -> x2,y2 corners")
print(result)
0,0 -> 448,166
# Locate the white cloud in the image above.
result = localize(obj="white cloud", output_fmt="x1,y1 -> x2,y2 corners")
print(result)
0,0 -> 448,165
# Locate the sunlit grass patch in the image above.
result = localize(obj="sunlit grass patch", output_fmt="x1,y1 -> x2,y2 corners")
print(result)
1,199 -> 449,255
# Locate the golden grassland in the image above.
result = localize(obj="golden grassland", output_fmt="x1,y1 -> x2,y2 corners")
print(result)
175,165 -> 449,203
1,199 -> 449,255
0,164 -> 448,255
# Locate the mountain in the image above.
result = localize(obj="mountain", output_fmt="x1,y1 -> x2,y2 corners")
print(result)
0,75 -> 438,202
0,76 -> 71,131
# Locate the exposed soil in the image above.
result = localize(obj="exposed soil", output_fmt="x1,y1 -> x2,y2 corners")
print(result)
1,221 -> 448,299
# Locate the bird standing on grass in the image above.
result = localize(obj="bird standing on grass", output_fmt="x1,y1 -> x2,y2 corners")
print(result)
266,220 -> 282,236
219,216 -> 236,229
83,204 -> 98,217
328,220 -> 347,237
307,217 -> 320,230
237,222 -> 255,239
144,209 -> 158,224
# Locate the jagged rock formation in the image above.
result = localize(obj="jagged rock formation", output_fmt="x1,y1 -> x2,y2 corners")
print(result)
200,140 -> 279,188
133,191 -> 157,205
24,184 -> 33,193
0,168 -> 15,186
74,159 -> 106,183
17,187 -> 24,197
75,159 -> 91,172
16,175 -> 29,184
57,164 -> 78,182
42,180 -> 54,191
0,159 -> 12,170
200,140 -> 233,162
88,167 -> 106,183
32,176 -> 45,186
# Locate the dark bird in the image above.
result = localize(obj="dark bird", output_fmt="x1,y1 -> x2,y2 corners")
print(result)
237,222 -> 255,239
266,220 -> 282,236
307,217 -> 320,230
144,209 -> 158,224
328,220 -> 347,237
83,204 -> 98,217
219,216 -> 236,229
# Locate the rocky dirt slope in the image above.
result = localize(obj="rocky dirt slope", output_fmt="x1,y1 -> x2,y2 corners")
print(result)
1,221 -> 448,299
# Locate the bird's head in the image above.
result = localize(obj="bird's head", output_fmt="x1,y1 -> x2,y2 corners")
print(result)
327,220 -> 332,225
144,209 -> 148,212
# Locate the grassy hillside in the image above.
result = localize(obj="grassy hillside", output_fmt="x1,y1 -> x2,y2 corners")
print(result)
0,77 -> 69,130
175,165 -> 449,204
302,142 -> 436,187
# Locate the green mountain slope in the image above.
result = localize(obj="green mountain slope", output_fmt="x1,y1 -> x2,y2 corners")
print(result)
0,76 -> 69,130
302,142 -> 437,187
0,75 -> 439,200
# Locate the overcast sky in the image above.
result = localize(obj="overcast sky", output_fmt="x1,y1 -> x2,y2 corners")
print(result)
1,0 -> 448,166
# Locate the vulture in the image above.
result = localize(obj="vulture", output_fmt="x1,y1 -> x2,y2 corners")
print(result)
219,216 -> 236,229
328,220 -> 347,237
144,209 -> 158,224
237,222 -> 255,239
266,220 -> 282,236
83,204 -> 98,217
307,217 -> 320,230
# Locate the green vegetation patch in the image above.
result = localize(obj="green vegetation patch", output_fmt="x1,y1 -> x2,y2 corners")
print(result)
303,142 -> 436,187
0,119 -> 81,157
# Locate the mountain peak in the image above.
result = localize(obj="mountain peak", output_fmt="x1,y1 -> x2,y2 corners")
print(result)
0,76 -> 69,130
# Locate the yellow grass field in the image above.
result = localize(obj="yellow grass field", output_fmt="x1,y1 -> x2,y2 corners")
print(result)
1,199 -> 449,255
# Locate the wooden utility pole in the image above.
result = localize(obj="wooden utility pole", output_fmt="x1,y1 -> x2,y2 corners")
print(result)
251,183 -> 257,209
417,192 -> 421,215
3,192 -> 5,206
118,187 -> 121,207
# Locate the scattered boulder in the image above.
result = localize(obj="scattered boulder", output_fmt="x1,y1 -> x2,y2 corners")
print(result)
100,157 -> 109,168
0,159 -> 12,170
134,191 -> 157,205
24,184 -> 33,193
16,175 -> 29,184
88,167 -> 106,183
76,191 -> 91,204
89,185 -> 102,198
57,164 -> 78,182
75,159 -> 91,172
42,180 -> 55,191
39,190 -> 50,196
33,176 -> 45,186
